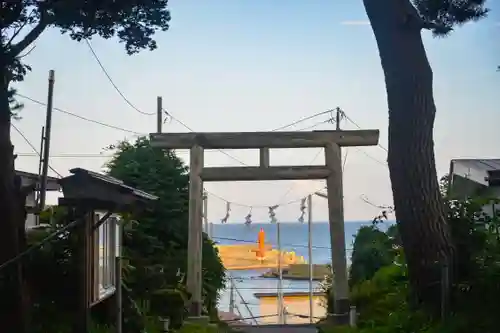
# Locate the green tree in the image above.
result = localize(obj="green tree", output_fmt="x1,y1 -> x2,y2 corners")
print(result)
105,137 -> 226,328
349,225 -> 396,288
0,2 -> 170,331
362,0 -> 488,311
439,174 -> 450,199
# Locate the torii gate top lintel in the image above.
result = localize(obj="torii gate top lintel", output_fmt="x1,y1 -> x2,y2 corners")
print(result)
149,129 -> 379,150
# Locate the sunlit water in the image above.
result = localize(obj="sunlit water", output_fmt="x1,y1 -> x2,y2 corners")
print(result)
213,221 -> 394,320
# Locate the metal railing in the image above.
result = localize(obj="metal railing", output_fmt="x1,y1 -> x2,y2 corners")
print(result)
228,273 -> 259,325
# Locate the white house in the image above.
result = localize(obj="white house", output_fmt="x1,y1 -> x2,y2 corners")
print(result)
448,159 -> 500,216
16,170 -> 61,228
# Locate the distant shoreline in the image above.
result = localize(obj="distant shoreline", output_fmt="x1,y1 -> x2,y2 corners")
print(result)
209,220 -> 396,225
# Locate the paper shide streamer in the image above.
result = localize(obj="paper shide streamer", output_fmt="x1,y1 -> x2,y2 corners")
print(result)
221,202 -> 231,224
268,205 -> 279,224
298,197 -> 307,223
244,207 -> 253,226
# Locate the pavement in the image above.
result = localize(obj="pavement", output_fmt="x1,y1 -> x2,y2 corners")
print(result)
233,324 -> 317,333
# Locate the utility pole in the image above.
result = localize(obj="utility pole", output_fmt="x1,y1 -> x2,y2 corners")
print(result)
156,96 -> 163,133
203,191 -> 208,237
307,194 -> 313,324
336,107 -> 341,131
229,279 -> 235,315
276,221 -> 283,324
115,218 -> 123,333
39,70 -> 55,211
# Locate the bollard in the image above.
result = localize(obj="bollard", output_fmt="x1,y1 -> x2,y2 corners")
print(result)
159,317 -> 170,332
349,306 -> 357,327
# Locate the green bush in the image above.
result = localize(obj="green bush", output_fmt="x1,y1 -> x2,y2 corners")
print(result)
106,138 -> 226,328
1,137 -> 226,333
349,224 -> 397,288
321,195 -> 500,333
177,323 -> 218,333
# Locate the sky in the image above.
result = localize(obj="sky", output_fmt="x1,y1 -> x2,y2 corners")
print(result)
11,0 -> 500,224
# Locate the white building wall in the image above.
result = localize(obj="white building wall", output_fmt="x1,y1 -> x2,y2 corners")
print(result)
25,191 -> 37,228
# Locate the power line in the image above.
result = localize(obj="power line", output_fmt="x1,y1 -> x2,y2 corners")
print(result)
15,92 -> 341,208
86,38 -> 335,168
204,115 -> 335,208
163,108 -> 339,207
354,147 -> 387,167
343,113 -> 389,153
15,92 -> 389,214
11,123 -> 63,178
272,149 -> 324,205
164,110 -> 248,165
204,182 -> 327,209
14,92 -> 343,208
15,93 -> 143,135
271,109 -> 334,132
271,113 -> 343,205
164,108 -> 338,166
341,113 -> 393,211
212,235 -> 354,252
29,39 -> 387,213
15,151 -> 228,158
87,35 -> 339,170
85,39 -> 155,116
15,93 -> 335,169
88,35 -> 337,165
17,86 -> 381,212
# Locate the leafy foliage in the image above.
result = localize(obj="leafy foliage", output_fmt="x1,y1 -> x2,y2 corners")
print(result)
0,0 -> 171,123
412,0 -> 489,35
1,0 -> 171,76
105,137 -> 226,327
361,0 -> 490,314
0,138 -> 226,332
1,3 -> 171,330
349,225 -> 397,288
321,192 -> 500,333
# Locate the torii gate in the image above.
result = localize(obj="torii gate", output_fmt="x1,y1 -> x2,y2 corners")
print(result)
150,129 -> 379,325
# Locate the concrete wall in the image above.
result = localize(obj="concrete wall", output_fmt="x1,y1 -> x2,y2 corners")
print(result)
25,191 -> 37,228
18,172 -> 60,229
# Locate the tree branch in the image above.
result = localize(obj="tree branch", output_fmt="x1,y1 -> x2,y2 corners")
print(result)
397,0 -> 450,33
9,19 -> 48,57
6,8 -> 36,47
6,22 -> 29,47
18,45 -> 36,59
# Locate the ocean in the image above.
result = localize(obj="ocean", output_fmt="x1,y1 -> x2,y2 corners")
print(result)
212,220 -> 393,320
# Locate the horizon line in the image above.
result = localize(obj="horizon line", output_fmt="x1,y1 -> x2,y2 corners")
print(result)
209,220 -> 396,224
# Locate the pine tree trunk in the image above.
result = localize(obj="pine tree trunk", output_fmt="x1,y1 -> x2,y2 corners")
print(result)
0,56 -> 28,333
362,0 -> 455,312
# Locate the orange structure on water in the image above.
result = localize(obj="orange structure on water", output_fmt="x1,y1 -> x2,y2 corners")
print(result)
256,228 -> 266,260
216,227 -> 306,270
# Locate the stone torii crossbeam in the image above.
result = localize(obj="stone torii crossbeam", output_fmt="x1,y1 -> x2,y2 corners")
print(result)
150,129 -> 379,325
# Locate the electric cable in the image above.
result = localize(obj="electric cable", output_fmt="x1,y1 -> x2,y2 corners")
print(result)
87,38 -> 337,167
85,39 -> 155,116
270,110 -> 334,132
164,108 -> 339,166
15,92 -> 386,212
15,93 -> 336,169
212,235 -> 354,252
343,112 -> 389,153
15,93 -> 143,135
12,123 -> 63,177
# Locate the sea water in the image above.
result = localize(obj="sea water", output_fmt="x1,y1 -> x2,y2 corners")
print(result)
212,221 -> 394,321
